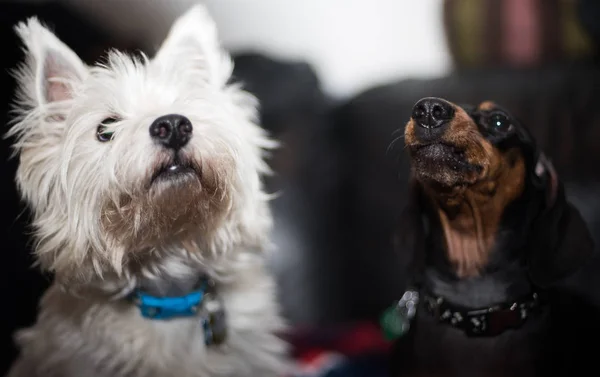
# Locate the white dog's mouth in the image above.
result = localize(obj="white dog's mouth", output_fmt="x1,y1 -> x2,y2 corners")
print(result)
150,158 -> 201,186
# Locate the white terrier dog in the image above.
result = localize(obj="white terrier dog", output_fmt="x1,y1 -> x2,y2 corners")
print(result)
6,5 -> 288,377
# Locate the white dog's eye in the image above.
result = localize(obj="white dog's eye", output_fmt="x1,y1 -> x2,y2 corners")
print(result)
96,117 -> 119,142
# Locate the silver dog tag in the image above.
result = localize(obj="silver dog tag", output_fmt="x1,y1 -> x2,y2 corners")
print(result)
201,292 -> 227,346
380,290 -> 419,340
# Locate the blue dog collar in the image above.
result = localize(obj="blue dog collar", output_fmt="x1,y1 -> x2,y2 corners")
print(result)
131,278 -> 228,346
132,282 -> 207,320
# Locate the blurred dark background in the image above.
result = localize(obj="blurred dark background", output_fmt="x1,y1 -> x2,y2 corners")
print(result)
2,0 -> 600,375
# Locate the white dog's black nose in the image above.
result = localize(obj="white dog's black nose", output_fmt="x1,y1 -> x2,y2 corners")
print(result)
149,114 -> 193,150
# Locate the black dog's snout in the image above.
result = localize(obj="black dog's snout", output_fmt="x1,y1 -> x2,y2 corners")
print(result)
149,114 -> 193,150
411,97 -> 455,142
412,97 -> 455,129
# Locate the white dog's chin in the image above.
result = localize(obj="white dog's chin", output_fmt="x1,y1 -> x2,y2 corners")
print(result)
6,4 -> 287,377
150,161 -> 199,186
148,152 -> 204,195
104,153 -> 232,253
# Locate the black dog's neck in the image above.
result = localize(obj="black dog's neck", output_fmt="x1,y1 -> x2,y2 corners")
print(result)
421,189 -> 543,309
423,266 -> 533,310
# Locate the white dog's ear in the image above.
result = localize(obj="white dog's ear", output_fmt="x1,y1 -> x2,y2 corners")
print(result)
154,4 -> 232,87
10,18 -> 86,214
14,17 -> 87,109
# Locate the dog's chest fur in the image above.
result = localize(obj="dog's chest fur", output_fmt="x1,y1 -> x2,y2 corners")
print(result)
8,253 -> 288,377
391,305 -> 551,377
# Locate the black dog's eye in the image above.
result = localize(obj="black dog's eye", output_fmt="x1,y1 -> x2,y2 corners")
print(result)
96,117 -> 119,142
488,112 -> 512,132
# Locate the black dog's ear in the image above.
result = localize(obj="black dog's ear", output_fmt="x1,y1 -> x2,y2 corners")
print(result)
392,180 -> 427,289
528,183 -> 595,289
530,152 -> 558,207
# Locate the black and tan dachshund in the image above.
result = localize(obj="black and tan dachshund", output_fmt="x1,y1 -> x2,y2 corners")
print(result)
387,97 -> 600,377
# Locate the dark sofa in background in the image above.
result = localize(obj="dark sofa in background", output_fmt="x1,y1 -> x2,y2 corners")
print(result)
2,0 -> 600,375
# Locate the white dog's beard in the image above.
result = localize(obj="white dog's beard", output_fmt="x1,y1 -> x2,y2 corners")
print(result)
102,153 -> 234,252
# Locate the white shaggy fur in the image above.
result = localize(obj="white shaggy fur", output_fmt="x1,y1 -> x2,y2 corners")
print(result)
6,5 -> 288,377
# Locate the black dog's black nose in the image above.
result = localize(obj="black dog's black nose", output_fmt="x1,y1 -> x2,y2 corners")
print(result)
412,97 -> 455,129
149,114 -> 193,150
